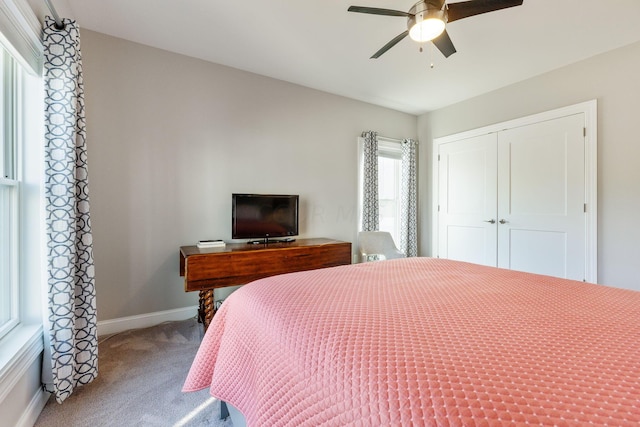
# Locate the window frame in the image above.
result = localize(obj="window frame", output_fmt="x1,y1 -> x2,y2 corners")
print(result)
0,46 -> 20,339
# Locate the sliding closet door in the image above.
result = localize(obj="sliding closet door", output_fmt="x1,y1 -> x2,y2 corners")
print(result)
437,133 -> 497,266
496,114 -> 586,280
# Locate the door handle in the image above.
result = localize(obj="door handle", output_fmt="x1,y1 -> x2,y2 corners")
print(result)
499,219 -> 508,224
483,219 -> 496,224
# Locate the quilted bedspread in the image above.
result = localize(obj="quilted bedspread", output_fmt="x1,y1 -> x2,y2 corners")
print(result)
183,258 -> 640,426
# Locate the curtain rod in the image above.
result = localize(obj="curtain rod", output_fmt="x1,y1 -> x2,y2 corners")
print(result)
44,0 -> 65,30
378,136 -> 419,144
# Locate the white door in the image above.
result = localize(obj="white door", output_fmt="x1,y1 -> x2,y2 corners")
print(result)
437,113 -> 586,281
497,114 -> 585,280
438,133 -> 497,266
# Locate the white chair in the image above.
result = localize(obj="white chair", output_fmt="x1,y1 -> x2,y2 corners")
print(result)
358,231 -> 405,262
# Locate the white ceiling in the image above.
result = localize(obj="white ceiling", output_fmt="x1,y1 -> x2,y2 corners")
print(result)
63,0 -> 640,115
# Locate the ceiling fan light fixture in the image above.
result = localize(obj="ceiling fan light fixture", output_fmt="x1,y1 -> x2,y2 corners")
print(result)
408,4 -> 446,42
409,17 -> 445,42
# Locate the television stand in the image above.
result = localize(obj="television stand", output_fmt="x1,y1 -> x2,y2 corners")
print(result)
179,238 -> 351,329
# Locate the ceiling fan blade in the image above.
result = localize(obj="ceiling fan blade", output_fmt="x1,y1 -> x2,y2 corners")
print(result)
447,0 -> 523,23
432,29 -> 456,58
348,6 -> 410,17
371,31 -> 409,59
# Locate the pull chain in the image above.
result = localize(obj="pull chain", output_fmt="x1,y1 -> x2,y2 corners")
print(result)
419,43 -> 435,69
430,42 -> 434,69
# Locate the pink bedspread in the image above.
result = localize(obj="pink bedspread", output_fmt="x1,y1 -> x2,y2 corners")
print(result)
183,258 -> 640,426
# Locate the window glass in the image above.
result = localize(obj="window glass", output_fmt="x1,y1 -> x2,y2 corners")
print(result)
378,142 -> 402,246
0,186 -> 16,329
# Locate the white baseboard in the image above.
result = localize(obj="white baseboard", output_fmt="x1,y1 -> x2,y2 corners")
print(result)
15,388 -> 49,427
97,306 -> 199,337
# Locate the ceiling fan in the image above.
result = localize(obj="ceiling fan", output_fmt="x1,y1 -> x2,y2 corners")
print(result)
348,0 -> 524,59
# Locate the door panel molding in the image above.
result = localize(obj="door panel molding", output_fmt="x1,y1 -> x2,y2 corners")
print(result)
438,133 -> 498,266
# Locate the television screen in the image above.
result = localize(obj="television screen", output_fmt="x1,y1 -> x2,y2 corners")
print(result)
232,194 -> 299,240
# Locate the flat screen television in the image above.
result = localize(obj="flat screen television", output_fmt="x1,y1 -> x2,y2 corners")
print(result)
232,194 -> 299,242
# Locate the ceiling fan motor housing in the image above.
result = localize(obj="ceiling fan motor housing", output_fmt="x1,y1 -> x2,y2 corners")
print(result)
408,1 -> 448,41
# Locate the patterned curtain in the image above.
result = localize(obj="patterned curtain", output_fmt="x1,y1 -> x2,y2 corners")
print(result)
361,131 -> 379,231
42,17 -> 98,403
399,139 -> 418,257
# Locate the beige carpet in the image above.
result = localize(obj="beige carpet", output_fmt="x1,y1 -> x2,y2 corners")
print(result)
35,318 -> 232,427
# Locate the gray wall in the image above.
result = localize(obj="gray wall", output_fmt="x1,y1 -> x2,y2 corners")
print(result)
80,30 -> 417,321
82,29 -> 640,321
418,40 -> 640,292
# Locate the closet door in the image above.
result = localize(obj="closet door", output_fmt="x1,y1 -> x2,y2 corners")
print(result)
496,114 -> 586,280
437,133 -> 497,266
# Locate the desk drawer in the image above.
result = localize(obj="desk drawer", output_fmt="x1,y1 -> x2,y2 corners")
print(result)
183,242 -> 351,292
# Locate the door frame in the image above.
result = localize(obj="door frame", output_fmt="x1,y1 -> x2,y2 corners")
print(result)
432,100 -> 597,282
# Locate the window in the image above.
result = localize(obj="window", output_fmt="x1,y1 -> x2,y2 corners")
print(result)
358,137 -> 405,247
0,21 -> 42,342
377,141 -> 402,245
0,0 -> 46,411
0,45 -> 19,339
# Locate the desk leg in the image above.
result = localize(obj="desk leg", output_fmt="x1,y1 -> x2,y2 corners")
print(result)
198,290 -> 216,331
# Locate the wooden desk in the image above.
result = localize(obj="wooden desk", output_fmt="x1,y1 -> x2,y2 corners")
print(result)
180,238 -> 352,328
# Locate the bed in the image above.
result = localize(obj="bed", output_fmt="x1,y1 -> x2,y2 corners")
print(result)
183,257 -> 640,426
